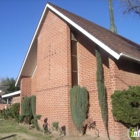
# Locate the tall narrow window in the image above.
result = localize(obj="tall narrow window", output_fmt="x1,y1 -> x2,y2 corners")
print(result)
71,31 -> 78,86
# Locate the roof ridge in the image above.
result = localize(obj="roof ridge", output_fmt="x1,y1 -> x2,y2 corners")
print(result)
48,2 -> 140,48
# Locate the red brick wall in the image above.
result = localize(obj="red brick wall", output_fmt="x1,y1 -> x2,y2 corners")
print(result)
0,104 -> 7,110
77,33 -> 109,138
20,77 -> 31,114
30,10 -> 73,136
12,96 -> 20,104
20,77 -> 31,97
19,10 -> 140,140
115,59 -> 140,90
109,58 -> 140,140
77,31 -> 140,140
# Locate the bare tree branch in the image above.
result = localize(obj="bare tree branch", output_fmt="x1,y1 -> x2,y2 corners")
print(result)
121,0 -> 140,15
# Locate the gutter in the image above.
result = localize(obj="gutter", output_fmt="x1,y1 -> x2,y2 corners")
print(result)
119,53 -> 140,63
2,90 -> 21,98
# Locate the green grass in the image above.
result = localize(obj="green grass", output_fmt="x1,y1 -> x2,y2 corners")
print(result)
0,119 -> 52,140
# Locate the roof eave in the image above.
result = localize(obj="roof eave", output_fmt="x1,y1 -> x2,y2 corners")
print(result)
119,53 -> 140,63
16,3 -> 140,86
2,90 -> 21,98
47,4 -> 120,60
15,3 -> 48,87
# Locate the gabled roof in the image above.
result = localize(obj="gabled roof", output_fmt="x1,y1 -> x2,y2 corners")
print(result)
15,2 -> 140,86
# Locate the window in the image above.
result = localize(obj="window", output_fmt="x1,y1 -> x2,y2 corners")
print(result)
71,31 -> 78,86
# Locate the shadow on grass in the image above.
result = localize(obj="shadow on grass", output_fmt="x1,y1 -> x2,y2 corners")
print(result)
0,134 -> 16,140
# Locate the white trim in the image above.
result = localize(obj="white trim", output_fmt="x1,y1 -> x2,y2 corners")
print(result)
47,4 -> 120,60
32,65 -> 37,78
15,3 -> 48,86
119,53 -> 140,63
2,90 -> 21,98
16,3 -> 140,86
7,98 -> 9,104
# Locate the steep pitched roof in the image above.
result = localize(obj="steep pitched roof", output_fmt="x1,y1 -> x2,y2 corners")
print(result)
15,2 -> 140,86
48,3 -> 140,60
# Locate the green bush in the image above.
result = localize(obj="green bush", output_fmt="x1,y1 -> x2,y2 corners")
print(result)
31,96 -> 36,117
33,115 -> 41,130
4,108 -> 13,119
52,122 -> 59,131
21,96 -> 32,116
70,86 -> 89,133
10,103 -> 20,121
21,96 -> 33,124
19,115 -> 25,123
111,86 -> 140,127
21,95 -> 41,130
35,115 -> 41,120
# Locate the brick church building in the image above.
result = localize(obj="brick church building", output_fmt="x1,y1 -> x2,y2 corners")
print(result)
16,3 -> 140,140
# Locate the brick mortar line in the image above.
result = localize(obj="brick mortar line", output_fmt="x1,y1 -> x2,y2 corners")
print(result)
36,84 -> 71,92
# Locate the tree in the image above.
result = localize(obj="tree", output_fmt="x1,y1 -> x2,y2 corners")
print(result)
120,0 -> 140,16
0,77 -> 20,94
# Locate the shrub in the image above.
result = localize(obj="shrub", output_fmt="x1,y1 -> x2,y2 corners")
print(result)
10,103 -> 20,121
19,115 -> 25,123
95,48 -> 108,131
21,96 -> 32,116
70,86 -> 89,133
21,96 -> 33,124
52,122 -> 59,131
111,86 -> 140,127
33,115 -> 41,130
21,95 -> 41,130
4,108 -> 13,119
31,95 -> 36,117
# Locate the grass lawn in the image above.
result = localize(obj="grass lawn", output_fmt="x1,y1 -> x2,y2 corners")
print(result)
0,119 -> 52,140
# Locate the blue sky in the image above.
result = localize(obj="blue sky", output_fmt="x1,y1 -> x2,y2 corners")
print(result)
0,0 -> 140,79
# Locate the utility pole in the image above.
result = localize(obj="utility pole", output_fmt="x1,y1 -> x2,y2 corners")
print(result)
108,0 -> 117,34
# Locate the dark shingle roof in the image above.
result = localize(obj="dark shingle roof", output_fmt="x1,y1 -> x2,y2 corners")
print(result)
15,2 -> 140,86
48,3 -> 140,60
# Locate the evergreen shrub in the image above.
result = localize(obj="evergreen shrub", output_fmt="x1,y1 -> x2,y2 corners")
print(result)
10,103 -> 20,121
111,86 -> 140,127
95,48 -> 108,129
52,122 -> 59,131
4,108 -> 13,119
31,95 -> 36,117
33,115 -> 41,130
21,95 -> 41,130
70,86 -> 89,133
19,115 -> 25,123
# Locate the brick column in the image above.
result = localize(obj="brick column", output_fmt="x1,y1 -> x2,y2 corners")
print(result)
20,77 -> 31,114
20,77 -> 31,97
